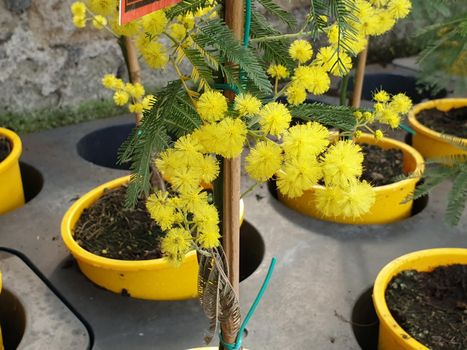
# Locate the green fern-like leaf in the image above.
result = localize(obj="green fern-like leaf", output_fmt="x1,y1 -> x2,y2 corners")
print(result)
196,19 -> 272,93
445,169 -> 467,226
256,0 -> 297,28
166,0 -> 209,19
288,103 -> 357,131
118,80 -> 202,207
250,12 -> 295,70
403,165 -> 458,202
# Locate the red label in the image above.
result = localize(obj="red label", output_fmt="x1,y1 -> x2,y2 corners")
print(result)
119,0 -> 182,25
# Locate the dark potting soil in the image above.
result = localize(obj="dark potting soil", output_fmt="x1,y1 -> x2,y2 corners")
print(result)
73,186 -> 163,260
0,136 -> 11,162
417,107 -> 467,139
386,265 -> 467,350
360,143 -> 404,186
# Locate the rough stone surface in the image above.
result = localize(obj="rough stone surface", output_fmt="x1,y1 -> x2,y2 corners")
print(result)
0,0 -> 416,114
0,0 -> 176,113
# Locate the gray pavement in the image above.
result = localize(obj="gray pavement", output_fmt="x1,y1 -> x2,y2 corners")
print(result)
0,114 -> 465,350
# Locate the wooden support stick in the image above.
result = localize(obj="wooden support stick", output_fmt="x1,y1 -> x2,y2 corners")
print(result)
221,0 -> 244,348
351,41 -> 369,108
123,36 -> 143,124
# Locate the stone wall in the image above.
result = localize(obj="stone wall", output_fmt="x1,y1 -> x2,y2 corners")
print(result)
0,0 -> 177,113
0,0 -> 416,114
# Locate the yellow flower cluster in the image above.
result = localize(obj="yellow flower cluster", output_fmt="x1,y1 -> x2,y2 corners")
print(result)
351,90 -> 412,139
148,83 -> 384,262
101,74 -> 155,113
70,0 -> 219,72
372,91 -> 413,129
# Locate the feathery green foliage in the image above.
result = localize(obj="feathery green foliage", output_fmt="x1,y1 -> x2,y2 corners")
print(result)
404,135 -> 467,226
257,0 -> 297,28
166,0 -> 209,19
119,80 -> 201,207
411,0 -> 467,93
289,103 -> 357,131
196,18 -> 272,93
250,12 -> 295,70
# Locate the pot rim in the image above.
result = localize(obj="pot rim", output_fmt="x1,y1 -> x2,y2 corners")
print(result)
408,98 -> 467,144
61,175 -> 244,271
372,248 -> 467,350
0,127 -> 22,174
311,133 -> 424,191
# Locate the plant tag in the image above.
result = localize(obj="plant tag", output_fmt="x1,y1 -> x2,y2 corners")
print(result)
119,0 -> 181,25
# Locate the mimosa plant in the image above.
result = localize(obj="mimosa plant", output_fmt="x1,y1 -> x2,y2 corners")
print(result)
71,0 -> 413,346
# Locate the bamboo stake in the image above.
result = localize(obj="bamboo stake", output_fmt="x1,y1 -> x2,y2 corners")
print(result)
221,0 -> 244,348
123,36 -> 143,124
351,41 -> 369,108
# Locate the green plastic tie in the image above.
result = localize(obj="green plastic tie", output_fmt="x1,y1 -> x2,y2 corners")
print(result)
220,257 -> 277,350
400,123 -> 416,135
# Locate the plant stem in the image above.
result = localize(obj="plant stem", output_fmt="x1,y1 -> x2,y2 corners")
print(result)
250,30 -> 313,43
339,74 -> 350,106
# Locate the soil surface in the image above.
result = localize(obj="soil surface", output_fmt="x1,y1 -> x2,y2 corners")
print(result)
360,143 -> 404,186
0,136 -> 11,162
74,186 -> 163,260
386,265 -> 467,350
417,107 -> 467,139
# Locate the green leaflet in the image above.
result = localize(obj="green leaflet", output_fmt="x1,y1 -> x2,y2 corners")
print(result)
289,102 -> 357,131
197,18 -> 272,94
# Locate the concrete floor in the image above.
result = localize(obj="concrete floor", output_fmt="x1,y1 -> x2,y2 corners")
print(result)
0,113 -> 466,350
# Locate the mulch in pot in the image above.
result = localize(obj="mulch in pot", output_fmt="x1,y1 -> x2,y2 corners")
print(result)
360,143 -> 404,187
73,186 -> 163,260
0,136 -> 11,163
416,107 -> 467,139
386,264 -> 467,350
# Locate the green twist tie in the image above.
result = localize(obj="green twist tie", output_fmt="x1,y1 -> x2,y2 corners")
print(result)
219,257 -> 277,350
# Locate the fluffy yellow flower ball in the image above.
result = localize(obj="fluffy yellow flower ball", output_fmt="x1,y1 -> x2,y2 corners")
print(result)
71,2 -> 86,16
141,42 -> 169,69
293,66 -> 330,95
142,10 -> 168,36
92,15 -> 107,30
146,193 -> 183,230
234,94 -> 262,116
73,15 -> 86,28
338,180 -> 376,218
125,82 -> 145,99
388,0 -> 412,19
259,102 -> 292,136
168,23 -> 187,41
390,93 -> 412,114
315,180 -> 375,218
285,82 -> 307,106
113,91 -> 129,106
282,122 -> 330,161
102,74 -> 124,90
161,228 -> 192,264
373,90 -> 390,103
267,64 -> 289,79
276,159 -> 322,198
289,40 -> 313,64
245,141 -> 283,182
88,0 -> 115,16
196,90 -> 228,122
374,130 -> 384,140
321,140 -> 363,187
215,118 -> 247,158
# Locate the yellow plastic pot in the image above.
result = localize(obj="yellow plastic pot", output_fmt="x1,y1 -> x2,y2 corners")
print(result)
373,248 -> 467,350
278,134 -> 424,224
61,175 -> 244,300
0,128 -> 24,214
408,98 -> 467,159
0,271 -> 3,350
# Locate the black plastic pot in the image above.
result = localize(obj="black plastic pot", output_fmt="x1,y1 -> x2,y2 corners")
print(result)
347,73 -> 447,103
